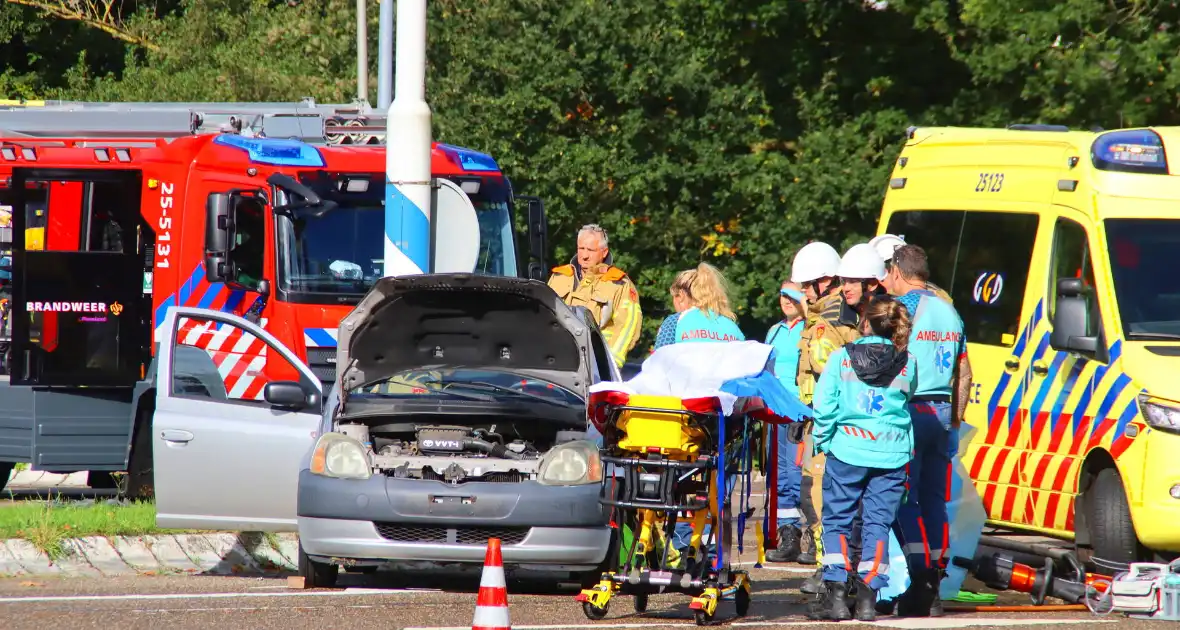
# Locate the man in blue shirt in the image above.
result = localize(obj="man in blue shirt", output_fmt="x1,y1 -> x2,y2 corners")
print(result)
882,244 -> 974,618
763,281 -> 809,563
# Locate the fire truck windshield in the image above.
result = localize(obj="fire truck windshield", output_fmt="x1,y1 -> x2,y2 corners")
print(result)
276,174 -> 519,302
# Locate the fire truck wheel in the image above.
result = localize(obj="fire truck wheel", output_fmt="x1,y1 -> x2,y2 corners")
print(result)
125,406 -> 155,501
0,462 -> 12,494
1085,467 -> 1145,566
87,471 -> 119,490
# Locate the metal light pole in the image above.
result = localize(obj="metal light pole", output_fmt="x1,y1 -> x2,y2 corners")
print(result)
377,0 -> 394,109
383,0 -> 432,277
356,0 -> 368,101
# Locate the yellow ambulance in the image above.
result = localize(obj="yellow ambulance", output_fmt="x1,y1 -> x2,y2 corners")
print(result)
876,124 -> 1180,567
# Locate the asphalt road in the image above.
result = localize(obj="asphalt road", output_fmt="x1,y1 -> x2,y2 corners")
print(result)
0,565 -> 1166,630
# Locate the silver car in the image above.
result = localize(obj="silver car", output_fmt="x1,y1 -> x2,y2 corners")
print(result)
150,274 -> 617,587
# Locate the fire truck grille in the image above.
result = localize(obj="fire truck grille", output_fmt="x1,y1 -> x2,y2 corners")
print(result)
305,348 -> 337,383
373,524 -> 530,546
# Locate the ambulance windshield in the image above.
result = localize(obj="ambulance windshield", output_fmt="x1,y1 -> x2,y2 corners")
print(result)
1105,218 -> 1180,339
276,174 -> 519,301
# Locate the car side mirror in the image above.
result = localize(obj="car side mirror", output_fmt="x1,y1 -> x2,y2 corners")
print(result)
1050,277 -> 1099,355
264,380 -> 312,410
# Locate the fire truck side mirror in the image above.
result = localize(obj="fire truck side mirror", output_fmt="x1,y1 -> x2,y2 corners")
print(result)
522,196 -> 547,281
205,192 -> 235,282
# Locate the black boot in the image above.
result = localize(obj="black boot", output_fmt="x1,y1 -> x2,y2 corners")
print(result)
896,567 -> 945,617
929,568 -> 946,617
797,527 -> 817,565
800,567 -> 823,594
765,525 -> 801,563
806,580 -> 850,621
852,577 -> 877,621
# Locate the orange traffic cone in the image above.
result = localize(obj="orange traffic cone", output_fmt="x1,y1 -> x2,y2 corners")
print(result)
472,537 -> 511,630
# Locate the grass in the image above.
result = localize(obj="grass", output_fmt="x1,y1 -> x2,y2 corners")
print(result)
0,499 -> 204,561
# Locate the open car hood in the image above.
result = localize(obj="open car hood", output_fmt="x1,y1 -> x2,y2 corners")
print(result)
335,274 -> 594,399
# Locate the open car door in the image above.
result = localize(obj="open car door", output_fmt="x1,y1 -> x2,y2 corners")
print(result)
153,306 -> 324,531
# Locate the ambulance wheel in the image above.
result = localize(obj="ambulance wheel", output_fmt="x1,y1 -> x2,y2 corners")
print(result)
735,586 -> 750,617
582,601 -> 609,620
634,593 -> 649,613
1085,467 -> 1146,566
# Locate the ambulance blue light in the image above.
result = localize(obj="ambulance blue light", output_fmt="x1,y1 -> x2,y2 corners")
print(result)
213,134 -> 325,168
1091,129 -> 1168,175
438,143 -> 500,172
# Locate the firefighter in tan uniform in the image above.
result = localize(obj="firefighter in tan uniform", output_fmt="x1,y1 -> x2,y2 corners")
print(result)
547,224 -> 642,367
789,242 -> 862,594
870,234 -> 953,304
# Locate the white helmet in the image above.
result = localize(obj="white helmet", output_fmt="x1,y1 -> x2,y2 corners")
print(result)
837,243 -> 887,281
790,242 -> 842,283
868,233 -> 906,263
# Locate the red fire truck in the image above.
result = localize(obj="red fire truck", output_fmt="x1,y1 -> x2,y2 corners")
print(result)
0,100 -> 549,497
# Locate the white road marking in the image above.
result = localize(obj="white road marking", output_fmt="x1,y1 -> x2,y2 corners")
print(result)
840,620 -> 1114,629
135,605 -> 380,613
406,620 -> 1113,630
0,587 -> 434,604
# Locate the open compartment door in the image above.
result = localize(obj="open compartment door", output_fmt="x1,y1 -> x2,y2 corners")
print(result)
8,168 -> 150,387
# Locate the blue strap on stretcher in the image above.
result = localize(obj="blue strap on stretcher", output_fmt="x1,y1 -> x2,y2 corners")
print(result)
737,417 -> 751,556
714,409 -> 726,572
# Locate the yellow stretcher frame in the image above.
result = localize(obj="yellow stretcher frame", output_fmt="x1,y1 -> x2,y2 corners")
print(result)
576,394 -> 754,626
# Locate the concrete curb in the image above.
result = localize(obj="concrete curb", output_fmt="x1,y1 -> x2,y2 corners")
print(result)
5,469 -> 89,490
0,533 -> 300,578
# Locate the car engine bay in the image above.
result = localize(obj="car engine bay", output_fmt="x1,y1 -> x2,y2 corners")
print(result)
336,419 -> 590,483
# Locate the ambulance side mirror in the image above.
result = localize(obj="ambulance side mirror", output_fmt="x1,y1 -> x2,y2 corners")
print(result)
204,192 -> 235,283
1050,277 -> 1100,355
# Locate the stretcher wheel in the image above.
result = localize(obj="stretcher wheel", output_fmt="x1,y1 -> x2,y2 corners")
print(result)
582,601 -> 609,620
735,587 -> 750,617
693,609 -> 714,626
634,593 -> 649,613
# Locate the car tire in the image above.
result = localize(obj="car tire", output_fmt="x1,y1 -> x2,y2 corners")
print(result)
298,545 -> 339,588
1085,467 -> 1146,566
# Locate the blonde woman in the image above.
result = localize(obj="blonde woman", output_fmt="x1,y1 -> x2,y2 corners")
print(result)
653,262 -> 745,349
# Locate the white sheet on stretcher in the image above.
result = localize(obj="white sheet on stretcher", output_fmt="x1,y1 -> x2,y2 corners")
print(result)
588,340 -> 810,421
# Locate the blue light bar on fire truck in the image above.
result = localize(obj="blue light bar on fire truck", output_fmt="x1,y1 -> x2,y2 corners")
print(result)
1091,129 -> 1169,175
437,143 -> 499,172
213,134 -> 326,168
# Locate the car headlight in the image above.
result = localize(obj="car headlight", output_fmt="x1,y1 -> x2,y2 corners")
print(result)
538,440 -> 603,486
1140,395 -> 1180,435
310,432 -> 372,480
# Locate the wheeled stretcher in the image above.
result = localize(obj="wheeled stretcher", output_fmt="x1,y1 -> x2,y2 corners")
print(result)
576,390 -> 782,625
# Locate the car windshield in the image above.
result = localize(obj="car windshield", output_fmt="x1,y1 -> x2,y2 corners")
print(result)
347,368 -> 583,407
1105,218 -> 1180,339
276,173 -> 518,300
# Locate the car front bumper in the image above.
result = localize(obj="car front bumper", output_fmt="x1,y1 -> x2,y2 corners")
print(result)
296,470 -> 611,569
298,516 -> 611,569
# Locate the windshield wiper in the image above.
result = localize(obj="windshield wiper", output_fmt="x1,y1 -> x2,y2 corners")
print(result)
353,379 -> 494,401
1128,332 -> 1180,341
427,380 -> 572,407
